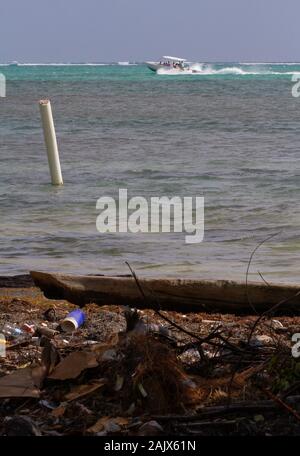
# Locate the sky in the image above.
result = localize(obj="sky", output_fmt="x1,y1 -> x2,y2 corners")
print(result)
0,0 -> 299,62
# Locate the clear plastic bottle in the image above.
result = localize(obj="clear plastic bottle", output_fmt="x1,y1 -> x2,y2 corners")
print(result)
2,323 -> 24,341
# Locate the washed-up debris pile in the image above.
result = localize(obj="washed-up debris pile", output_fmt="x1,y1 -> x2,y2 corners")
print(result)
1,287 -> 300,436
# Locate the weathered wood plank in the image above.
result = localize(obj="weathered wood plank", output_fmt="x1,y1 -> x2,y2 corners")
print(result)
30,271 -> 300,314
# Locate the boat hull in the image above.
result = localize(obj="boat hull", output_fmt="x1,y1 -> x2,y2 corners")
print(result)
146,62 -> 163,72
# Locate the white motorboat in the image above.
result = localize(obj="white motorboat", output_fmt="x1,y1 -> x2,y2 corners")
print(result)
146,56 -> 189,72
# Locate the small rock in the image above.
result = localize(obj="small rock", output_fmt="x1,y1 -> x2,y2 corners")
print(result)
101,348 -> 118,361
250,335 -> 273,347
126,403 -> 136,415
138,420 -> 164,436
179,348 -> 201,364
39,400 -> 56,410
114,375 -> 124,392
106,422 -> 121,433
43,308 -> 57,322
271,320 -> 288,332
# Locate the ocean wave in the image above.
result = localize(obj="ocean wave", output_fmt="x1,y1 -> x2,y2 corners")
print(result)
0,63 -> 115,67
25,63 -> 113,66
118,61 -> 137,66
240,62 -> 300,65
157,64 -> 300,76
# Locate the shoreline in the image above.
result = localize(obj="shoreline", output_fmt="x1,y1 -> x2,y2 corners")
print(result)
0,271 -> 298,290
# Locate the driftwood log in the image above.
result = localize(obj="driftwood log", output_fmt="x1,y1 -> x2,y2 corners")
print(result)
0,274 -> 34,288
30,271 -> 300,314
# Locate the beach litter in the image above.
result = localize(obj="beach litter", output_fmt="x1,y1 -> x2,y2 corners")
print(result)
1,277 -> 300,436
60,309 -> 86,333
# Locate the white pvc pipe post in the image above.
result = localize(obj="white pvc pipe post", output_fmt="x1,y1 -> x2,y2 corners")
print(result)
39,99 -> 63,185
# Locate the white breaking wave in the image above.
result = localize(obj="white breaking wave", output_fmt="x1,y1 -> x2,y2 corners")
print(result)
17,63 -> 112,66
0,63 -> 116,67
118,61 -> 137,66
3,62 -> 141,67
240,62 -> 300,65
157,63 -> 300,76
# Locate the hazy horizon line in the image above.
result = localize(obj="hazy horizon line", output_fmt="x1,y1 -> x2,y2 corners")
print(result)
1,60 -> 300,65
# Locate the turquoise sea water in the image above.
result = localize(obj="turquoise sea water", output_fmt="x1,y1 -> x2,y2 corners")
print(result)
0,62 -> 299,282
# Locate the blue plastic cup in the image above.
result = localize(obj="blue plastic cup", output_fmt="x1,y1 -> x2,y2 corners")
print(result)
61,309 -> 86,333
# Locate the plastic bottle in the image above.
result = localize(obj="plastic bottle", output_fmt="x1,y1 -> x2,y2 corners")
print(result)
2,323 -> 24,341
